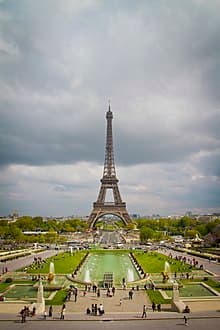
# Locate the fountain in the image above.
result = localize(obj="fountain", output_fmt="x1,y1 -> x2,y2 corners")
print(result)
48,262 -> 55,284
84,269 -> 91,283
33,261 -> 65,290
77,253 -> 140,285
127,268 -> 134,282
162,261 -> 171,283
35,279 -> 45,314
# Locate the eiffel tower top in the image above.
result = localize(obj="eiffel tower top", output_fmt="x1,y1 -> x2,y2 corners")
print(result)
102,103 -> 117,180
106,101 -> 113,119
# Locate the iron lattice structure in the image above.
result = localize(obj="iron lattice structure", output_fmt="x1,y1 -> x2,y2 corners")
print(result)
88,105 -> 131,229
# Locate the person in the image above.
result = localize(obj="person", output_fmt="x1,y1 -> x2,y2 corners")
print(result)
32,306 -> 36,317
122,278 -> 126,290
97,288 -> 100,297
60,306 -> 65,320
43,310 -> 47,320
112,287 -> 115,296
119,299 -> 122,306
26,306 -> 30,317
74,288 -> 78,302
129,289 -> 133,300
20,307 -> 27,323
142,304 -> 147,318
98,303 -> 104,315
86,307 -> 91,315
91,304 -> 95,315
49,305 -> 53,317
152,302 -> 156,311
184,315 -> 188,326
157,303 -> 161,312
183,305 -> 190,313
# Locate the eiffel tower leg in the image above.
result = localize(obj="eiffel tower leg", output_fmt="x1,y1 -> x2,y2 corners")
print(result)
88,211 -> 99,229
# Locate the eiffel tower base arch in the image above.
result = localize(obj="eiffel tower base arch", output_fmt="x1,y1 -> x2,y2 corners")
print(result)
88,203 -> 131,229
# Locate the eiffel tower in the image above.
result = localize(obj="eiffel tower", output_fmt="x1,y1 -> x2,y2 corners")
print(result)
88,104 -> 131,229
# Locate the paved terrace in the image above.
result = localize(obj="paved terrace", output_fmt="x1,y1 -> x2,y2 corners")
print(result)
0,287 -> 220,320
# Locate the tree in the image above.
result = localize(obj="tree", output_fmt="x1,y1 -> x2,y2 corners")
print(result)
185,229 -> 199,239
5,224 -> 23,241
140,227 -> 154,242
16,216 -> 34,231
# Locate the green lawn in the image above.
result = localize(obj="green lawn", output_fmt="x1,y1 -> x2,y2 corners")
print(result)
133,251 -> 194,273
45,289 -> 67,305
26,251 -> 87,274
147,289 -> 171,304
0,282 -> 11,293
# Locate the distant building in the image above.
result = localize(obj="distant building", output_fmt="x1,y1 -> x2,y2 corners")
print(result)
197,215 -> 212,223
130,214 -> 140,219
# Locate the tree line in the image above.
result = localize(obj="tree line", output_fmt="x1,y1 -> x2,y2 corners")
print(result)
0,215 -> 219,245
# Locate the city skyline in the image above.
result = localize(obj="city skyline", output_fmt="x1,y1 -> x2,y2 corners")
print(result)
0,1 -> 220,217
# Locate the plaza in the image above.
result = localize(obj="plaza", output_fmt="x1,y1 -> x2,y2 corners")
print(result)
0,247 -> 220,327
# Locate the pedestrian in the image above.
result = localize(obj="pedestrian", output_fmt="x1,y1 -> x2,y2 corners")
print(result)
32,306 -> 36,317
119,299 -> 122,306
129,289 -> 133,300
152,302 -> 156,311
112,287 -> 115,296
157,303 -> 161,312
60,306 -> 65,320
98,303 -> 104,315
74,289 -> 78,302
97,288 -> 100,297
43,310 -> 47,320
49,305 -> 53,317
184,315 -> 188,326
20,307 -> 26,323
142,304 -> 147,318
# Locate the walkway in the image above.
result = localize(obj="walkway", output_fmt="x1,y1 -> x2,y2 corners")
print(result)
158,247 -> 220,278
0,288 -> 152,316
0,249 -> 60,274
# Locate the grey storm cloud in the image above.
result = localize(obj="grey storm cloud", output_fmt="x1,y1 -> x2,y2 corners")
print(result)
0,0 -> 220,216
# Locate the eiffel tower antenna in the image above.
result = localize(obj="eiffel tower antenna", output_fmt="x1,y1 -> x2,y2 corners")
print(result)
88,104 -> 131,229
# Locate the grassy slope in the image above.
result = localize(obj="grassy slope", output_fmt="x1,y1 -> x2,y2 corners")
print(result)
26,251 -> 87,274
133,251 -> 194,273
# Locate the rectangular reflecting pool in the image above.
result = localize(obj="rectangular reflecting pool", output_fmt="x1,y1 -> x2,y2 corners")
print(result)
165,283 -> 218,298
77,253 -> 140,286
4,284 -> 51,299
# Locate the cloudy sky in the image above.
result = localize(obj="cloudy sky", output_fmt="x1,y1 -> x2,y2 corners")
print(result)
0,0 -> 220,217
